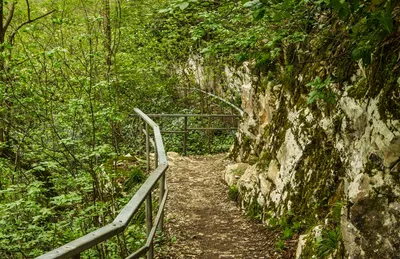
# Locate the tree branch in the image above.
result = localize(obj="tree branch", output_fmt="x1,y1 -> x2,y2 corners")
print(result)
3,2 -> 15,34
8,9 -> 56,44
25,0 -> 31,21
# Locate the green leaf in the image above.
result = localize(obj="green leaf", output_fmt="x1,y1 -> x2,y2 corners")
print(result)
377,11 -> 393,33
244,0 -> 261,8
351,48 -> 363,60
351,0 -> 360,12
362,52 -> 372,66
178,2 -> 189,10
330,0 -> 342,12
158,8 -> 171,13
338,6 -> 348,18
372,0 -> 385,5
282,0 -> 291,8
253,8 -> 266,21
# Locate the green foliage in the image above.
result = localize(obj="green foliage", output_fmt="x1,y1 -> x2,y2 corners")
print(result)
124,167 -> 146,191
323,0 -> 398,65
246,198 -> 263,221
244,0 -> 399,67
332,201 -> 342,223
1,0 -> 395,256
265,210 -> 303,253
268,216 -> 279,228
275,239 -> 286,251
0,0 -> 190,257
307,76 -> 336,104
159,112 -> 235,155
1,0 -> 241,256
156,0 -> 400,112
315,227 -> 341,258
282,227 -> 294,240
228,185 -> 239,201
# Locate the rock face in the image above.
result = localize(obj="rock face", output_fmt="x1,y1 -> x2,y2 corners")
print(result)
224,67 -> 400,258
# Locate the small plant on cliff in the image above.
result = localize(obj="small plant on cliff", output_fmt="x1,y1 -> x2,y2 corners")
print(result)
315,227 -> 341,258
228,185 -> 239,202
307,76 -> 336,105
246,198 -> 263,221
282,227 -> 293,240
332,201 -> 342,223
275,239 -> 286,251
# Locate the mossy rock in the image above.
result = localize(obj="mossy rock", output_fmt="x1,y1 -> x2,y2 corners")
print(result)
347,77 -> 368,100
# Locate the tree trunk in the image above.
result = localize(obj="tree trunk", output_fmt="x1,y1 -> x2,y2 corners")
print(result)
1,1 -> 7,158
103,0 -> 112,76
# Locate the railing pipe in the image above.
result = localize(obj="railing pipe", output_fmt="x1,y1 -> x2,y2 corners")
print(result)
131,113 -> 241,118
158,174 -> 165,231
183,116 -> 188,156
146,193 -> 153,259
36,108 -> 168,259
154,141 -> 158,169
146,123 -> 150,171
132,112 -> 241,156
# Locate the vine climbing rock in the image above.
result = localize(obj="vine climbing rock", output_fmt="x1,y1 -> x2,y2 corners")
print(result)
157,152 -> 296,259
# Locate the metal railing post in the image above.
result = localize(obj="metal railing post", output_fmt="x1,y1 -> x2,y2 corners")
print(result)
154,142 -> 158,169
146,193 -> 154,259
146,123 -> 150,172
183,116 -> 187,156
207,116 -> 211,153
158,174 -> 165,231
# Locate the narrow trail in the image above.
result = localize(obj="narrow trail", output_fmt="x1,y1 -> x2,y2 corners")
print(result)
157,152 -> 295,259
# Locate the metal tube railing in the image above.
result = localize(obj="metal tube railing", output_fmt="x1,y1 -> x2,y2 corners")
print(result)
130,113 -> 241,155
36,108 -> 168,259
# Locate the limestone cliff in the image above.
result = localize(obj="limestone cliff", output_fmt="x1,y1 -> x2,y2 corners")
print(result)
223,58 -> 400,258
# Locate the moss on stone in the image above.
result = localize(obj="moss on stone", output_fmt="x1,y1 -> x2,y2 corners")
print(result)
257,151 -> 272,170
368,44 -> 400,120
264,95 -> 291,155
332,114 -> 343,134
287,126 -> 345,230
347,77 -> 368,99
364,153 -> 384,177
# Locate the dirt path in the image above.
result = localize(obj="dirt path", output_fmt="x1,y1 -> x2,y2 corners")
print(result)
157,152 -> 295,259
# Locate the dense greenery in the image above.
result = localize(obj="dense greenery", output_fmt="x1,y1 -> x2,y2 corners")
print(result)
0,1 -> 176,257
158,0 -> 399,116
0,0 -> 239,257
1,0 -> 399,257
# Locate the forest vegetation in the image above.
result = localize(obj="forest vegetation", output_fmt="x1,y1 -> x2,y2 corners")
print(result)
1,0 -> 399,258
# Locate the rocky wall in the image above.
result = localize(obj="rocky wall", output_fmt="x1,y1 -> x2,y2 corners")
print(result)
225,66 -> 400,258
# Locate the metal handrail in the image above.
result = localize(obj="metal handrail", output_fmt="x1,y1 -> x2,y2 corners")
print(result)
132,114 -> 241,118
36,108 -> 168,259
175,87 -> 244,116
131,113 -> 241,155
